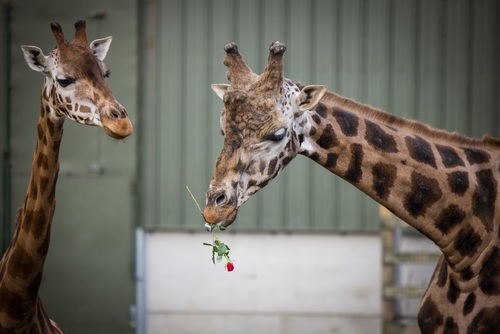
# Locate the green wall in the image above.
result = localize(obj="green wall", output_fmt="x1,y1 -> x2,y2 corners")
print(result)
139,0 -> 500,233
3,0 -> 137,333
1,0 -> 499,332
0,0 -> 9,254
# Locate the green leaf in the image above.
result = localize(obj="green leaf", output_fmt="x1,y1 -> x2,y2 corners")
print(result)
216,244 -> 228,256
202,242 -> 213,247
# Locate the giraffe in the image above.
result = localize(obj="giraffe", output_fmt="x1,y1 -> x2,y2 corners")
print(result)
203,41 -> 500,334
0,20 -> 133,333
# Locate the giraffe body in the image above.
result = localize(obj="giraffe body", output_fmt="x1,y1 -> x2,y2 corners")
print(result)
203,42 -> 500,333
0,21 -> 132,333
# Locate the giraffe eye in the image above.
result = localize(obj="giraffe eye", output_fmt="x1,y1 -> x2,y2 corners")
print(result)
56,78 -> 75,87
265,127 -> 287,142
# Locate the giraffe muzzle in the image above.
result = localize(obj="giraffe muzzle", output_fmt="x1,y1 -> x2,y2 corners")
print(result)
101,107 -> 133,139
202,205 -> 238,230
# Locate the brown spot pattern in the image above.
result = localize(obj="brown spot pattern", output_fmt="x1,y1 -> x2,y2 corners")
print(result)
365,120 -> 398,153
29,179 -> 38,200
316,103 -> 328,118
316,124 -> 338,149
405,135 -> 437,168
460,267 -> 474,280
39,176 -> 50,195
463,292 -> 476,316
437,259 -> 448,287
79,105 -> 91,113
472,169 -> 497,231
324,153 -> 338,168
0,286 -> 24,318
454,225 -> 481,258
36,153 -> 49,170
46,118 -> 56,136
6,245 -> 35,280
267,157 -> 278,176
311,114 -> 321,125
478,246 -> 500,295
444,317 -> 459,334
32,207 -> 47,241
308,152 -> 320,161
404,172 -> 442,218
371,162 -> 397,199
418,297 -> 443,333
463,148 -> 490,165
333,108 -> 358,137
436,144 -> 465,168
37,124 -> 44,141
345,144 -> 363,183
447,280 -> 459,304
435,204 -> 466,234
467,307 -> 500,334
447,171 -> 469,195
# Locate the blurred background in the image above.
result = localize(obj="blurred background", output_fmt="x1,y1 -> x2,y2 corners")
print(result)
0,0 -> 498,333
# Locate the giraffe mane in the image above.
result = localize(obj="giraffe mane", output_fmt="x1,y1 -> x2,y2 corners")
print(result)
296,82 -> 500,152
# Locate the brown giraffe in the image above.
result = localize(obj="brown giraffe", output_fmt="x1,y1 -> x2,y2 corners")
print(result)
0,21 -> 133,333
203,42 -> 500,334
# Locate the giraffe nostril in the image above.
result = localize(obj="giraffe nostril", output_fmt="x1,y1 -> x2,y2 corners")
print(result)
215,194 -> 226,206
110,110 -> 120,119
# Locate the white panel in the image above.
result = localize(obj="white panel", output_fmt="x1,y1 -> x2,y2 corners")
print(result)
146,232 -> 382,333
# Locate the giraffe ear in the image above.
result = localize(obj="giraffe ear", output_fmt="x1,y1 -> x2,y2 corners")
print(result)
295,85 -> 328,113
21,45 -> 48,72
90,36 -> 112,61
211,84 -> 230,100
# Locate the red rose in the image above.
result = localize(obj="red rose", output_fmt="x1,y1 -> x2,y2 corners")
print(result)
226,261 -> 234,272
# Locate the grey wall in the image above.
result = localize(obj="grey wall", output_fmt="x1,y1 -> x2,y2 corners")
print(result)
139,0 -> 500,233
1,0 -> 499,332
1,1 -> 9,253
2,0 -> 137,333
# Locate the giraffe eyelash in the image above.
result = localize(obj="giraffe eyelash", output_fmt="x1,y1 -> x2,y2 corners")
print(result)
56,77 -> 75,87
264,127 -> 287,142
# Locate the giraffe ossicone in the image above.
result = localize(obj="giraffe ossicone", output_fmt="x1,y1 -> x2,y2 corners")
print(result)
0,20 -> 132,333
204,41 -> 500,334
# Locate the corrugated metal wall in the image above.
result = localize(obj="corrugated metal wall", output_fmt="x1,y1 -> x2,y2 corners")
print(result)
139,0 -> 499,232
0,1 -> 9,253
2,1 -> 137,333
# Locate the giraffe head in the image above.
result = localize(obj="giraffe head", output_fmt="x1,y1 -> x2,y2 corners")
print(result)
20,20 -> 133,139
203,42 -> 326,230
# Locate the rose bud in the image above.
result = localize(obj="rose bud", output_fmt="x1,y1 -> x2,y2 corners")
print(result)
226,261 -> 235,272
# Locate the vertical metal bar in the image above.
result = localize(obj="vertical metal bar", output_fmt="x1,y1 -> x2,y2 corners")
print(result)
134,1 -> 150,330
465,0 -> 474,135
134,228 -> 147,334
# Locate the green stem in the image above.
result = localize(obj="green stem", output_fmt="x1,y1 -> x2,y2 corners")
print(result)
185,186 -> 203,215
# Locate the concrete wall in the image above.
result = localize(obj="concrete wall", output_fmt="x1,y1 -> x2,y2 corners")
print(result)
145,232 -> 383,334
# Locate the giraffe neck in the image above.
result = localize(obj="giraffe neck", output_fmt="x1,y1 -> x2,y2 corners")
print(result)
0,88 -> 64,329
297,91 -> 499,275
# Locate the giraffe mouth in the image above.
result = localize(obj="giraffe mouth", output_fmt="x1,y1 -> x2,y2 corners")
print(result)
205,221 -> 222,232
102,116 -> 133,139
203,206 -> 239,231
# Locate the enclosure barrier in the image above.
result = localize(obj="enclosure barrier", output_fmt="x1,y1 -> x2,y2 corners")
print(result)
381,210 -> 440,334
